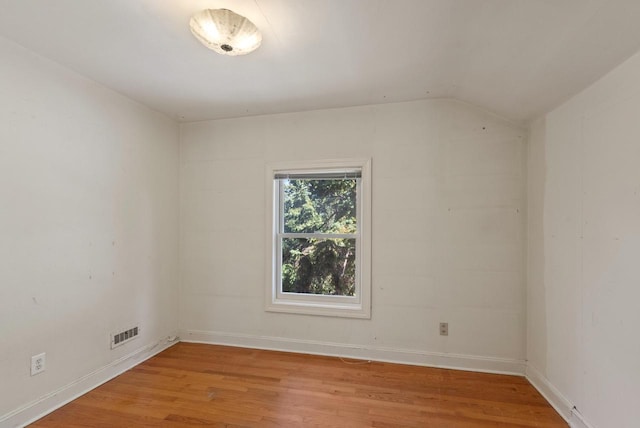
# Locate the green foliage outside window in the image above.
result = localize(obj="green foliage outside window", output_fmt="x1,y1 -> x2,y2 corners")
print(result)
281,179 -> 357,296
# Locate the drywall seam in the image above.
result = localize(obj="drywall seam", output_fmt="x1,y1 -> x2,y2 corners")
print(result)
181,329 -> 526,375
523,129 -> 530,365
577,114 -> 586,412
0,338 -> 178,428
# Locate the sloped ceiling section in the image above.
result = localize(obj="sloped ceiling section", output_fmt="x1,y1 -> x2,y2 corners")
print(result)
1,0 -> 640,123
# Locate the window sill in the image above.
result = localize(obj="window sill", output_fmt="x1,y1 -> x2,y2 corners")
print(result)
265,298 -> 371,319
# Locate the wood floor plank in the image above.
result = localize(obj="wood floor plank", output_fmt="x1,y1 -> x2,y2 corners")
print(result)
29,343 -> 567,427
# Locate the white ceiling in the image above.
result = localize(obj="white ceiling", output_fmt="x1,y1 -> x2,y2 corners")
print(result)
1,0 -> 640,123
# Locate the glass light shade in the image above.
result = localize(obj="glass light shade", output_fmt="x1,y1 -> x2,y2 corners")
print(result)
189,9 -> 262,56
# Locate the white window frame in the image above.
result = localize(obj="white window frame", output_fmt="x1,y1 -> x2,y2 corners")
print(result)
265,159 -> 371,319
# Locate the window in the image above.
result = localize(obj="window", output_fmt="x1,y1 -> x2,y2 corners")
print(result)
266,159 -> 371,318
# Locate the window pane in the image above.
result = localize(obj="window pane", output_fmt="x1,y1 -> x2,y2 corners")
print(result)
282,179 -> 357,234
281,237 -> 356,296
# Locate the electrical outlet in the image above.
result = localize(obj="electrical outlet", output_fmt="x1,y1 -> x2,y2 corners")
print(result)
31,353 -> 46,376
439,322 -> 448,336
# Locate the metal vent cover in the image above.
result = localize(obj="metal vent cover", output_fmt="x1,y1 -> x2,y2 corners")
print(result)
111,325 -> 139,349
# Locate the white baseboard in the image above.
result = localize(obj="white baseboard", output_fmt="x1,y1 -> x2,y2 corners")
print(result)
525,364 -> 573,423
180,329 -> 526,376
0,337 -> 179,428
570,408 -> 595,428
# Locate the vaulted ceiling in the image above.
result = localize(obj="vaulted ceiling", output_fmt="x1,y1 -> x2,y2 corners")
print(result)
2,0 -> 640,123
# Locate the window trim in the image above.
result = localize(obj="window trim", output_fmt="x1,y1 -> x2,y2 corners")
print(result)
265,158 -> 372,319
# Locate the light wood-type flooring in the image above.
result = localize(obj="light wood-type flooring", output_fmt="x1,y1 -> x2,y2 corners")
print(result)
30,342 -> 567,427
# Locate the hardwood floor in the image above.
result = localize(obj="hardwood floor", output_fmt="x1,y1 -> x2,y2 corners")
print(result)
30,343 -> 567,427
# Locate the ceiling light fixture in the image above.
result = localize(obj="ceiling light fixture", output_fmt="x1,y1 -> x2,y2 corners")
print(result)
189,8 -> 262,56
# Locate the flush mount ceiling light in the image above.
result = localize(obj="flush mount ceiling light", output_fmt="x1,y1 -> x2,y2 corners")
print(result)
189,8 -> 262,56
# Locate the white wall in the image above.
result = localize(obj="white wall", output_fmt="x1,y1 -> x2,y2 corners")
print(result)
527,50 -> 640,427
180,99 -> 527,372
0,37 -> 179,425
